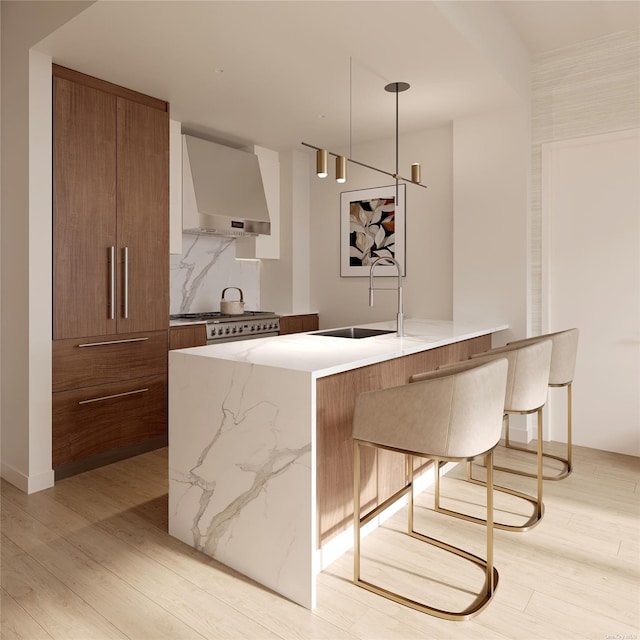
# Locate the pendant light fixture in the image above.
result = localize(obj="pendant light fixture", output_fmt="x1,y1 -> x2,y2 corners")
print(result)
302,80 -> 426,189
316,148 -> 328,178
335,155 -> 347,183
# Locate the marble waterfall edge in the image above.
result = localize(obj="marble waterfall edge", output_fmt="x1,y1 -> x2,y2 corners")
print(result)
169,351 -> 315,608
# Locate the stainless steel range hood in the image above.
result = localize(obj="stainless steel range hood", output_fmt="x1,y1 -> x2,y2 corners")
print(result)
182,135 -> 271,237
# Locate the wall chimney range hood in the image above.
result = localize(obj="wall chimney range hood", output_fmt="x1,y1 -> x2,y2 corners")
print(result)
182,135 -> 271,237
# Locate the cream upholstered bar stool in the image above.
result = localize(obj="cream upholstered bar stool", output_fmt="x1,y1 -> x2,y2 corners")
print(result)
352,358 -> 508,620
412,340 -> 552,533
502,329 -> 579,480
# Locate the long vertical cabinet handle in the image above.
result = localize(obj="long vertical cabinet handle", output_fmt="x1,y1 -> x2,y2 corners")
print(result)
109,246 -> 115,320
123,246 -> 129,319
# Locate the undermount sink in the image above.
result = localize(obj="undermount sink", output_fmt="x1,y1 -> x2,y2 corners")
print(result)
311,327 -> 395,339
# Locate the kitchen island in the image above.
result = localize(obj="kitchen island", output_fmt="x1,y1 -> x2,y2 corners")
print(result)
168,318 -> 508,609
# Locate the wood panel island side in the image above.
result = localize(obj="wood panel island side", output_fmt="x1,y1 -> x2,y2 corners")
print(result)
168,318 -> 508,609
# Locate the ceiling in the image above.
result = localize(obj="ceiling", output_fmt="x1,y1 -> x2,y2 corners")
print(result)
499,0 -> 639,53
35,1 -> 639,153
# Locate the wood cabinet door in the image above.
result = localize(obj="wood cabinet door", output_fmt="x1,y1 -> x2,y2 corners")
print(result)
116,97 -> 169,334
53,76 -> 117,339
279,314 -> 319,335
169,324 -> 207,350
301,314 -> 319,332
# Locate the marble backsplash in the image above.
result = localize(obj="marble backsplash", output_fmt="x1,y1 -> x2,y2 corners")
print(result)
170,234 -> 260,314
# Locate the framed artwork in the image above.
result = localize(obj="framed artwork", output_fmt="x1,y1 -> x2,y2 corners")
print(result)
340,184 -> 405,277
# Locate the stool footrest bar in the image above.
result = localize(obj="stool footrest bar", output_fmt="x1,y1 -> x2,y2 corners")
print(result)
359,483 -> 412,528
435,493 -> 544,533
355,557 -> 498,621
499,443 -> 572,480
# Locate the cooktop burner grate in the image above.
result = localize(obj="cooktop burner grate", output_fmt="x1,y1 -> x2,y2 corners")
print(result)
170,311 -> 278,322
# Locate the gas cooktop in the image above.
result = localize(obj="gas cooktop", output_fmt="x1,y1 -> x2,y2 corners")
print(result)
170,311 -> 280,343
170,311 -> 278,322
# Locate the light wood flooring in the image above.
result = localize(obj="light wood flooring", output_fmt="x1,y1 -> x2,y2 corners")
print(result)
1,443 -> 638,639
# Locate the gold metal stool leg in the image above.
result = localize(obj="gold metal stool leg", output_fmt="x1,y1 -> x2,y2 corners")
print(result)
353,441 -> 499,620
501,383 -> 573,480
438,411 -> 544,532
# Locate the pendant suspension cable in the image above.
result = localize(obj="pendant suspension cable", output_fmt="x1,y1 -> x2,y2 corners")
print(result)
395,83 -> 399,178
395,83 -> 400,227
349,56 -> 353,159
385,81 -> 404,227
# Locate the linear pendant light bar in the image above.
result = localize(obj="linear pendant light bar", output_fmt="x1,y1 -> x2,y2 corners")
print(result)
302,80 -> 427,189
301,142 -> 427,189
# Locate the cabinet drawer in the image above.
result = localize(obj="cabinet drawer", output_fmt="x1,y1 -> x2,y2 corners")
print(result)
169,324 -> 206,350
279,314 -> 319,335
52,374 -> 167,468
53,330 -> 167,392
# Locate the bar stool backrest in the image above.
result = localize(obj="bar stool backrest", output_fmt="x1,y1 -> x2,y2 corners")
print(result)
506,329 -> 578,386
352,358 -> 508,460
468,340 -> 552,413
419,341 -> 552,415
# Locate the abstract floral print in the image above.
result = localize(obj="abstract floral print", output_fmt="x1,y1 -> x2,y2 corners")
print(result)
348,197 -> 396,266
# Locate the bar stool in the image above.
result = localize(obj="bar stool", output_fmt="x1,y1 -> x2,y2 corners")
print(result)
503,329 -> 579,480
352,358 -> 508,620
412,340 -> 552,532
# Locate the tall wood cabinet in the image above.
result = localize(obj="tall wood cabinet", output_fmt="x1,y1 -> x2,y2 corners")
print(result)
52,65 -> 169,478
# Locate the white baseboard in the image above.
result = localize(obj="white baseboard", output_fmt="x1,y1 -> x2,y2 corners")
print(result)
1,462 -> 54,494
503,414 -> 536,444
504,423 -> 531,444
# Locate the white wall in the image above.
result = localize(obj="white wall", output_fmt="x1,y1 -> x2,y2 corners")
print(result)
26,50 -> 55,491
291,150 -> 311,313
452,106 -> 530,441
434,0 -> 530,102
530,30 -> 640,334
438,0 -> 531,351
529,31 -> 639,450
309,124 -> 453,330
0,1 -> 92,492
452,106 -> 530,344
1,48 -> 54,493
542,130 -> 640,456
260,149 -> 311,314
1,2 -> 31,490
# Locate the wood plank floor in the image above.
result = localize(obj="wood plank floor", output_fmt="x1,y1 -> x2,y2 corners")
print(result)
1,443 -> 638,639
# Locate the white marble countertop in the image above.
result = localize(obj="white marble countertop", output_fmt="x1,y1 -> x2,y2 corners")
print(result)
176,318 -> 509,378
